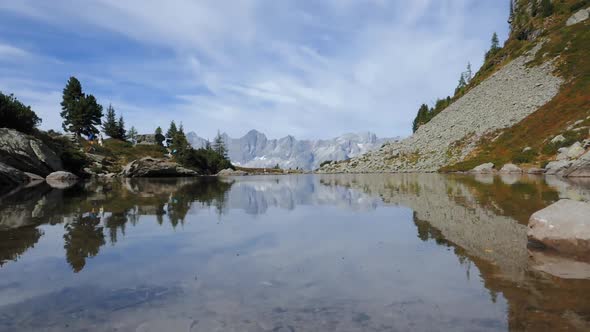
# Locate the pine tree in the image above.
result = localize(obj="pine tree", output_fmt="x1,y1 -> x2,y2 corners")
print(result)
212,131 -> 228,158
127,126 -> 138,144
155,126 -> 165,146
455,73 -> 467,95
485,32 -> 501,60
60,77 -> 103,137
465,62 -> 473,84
117,116 -> 126,140
165,121 -> 178,147
412,104 -> 430,133
102,104 -> 119,138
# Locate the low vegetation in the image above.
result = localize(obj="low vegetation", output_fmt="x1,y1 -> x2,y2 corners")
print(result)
0,91 -> 41,134
441,0 -> 590,171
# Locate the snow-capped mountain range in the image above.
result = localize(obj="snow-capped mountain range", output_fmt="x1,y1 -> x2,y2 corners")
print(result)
186,130 -> 399,170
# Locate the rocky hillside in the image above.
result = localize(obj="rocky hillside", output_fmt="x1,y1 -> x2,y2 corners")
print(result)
187,130 -> 398,170
321,0 -> 590,174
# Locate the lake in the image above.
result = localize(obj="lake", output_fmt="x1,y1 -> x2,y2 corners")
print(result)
1,174 -> 590,331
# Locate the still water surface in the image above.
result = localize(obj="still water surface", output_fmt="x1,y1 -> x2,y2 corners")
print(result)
1,174 -> 590,331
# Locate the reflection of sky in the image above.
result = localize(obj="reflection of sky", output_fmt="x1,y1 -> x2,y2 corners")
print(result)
0,196 -> 508,330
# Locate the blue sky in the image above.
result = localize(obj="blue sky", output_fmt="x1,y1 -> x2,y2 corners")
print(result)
0,0 -> 509,140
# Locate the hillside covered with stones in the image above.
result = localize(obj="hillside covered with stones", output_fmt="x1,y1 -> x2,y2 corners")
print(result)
320,0 -> 590,174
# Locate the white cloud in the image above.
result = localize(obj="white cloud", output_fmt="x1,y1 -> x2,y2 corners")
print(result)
0,0 -> 509,139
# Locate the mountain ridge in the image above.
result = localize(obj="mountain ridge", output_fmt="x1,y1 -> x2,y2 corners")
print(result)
186,130 -> 399,170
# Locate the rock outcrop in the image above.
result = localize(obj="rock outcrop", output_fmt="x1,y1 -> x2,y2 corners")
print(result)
0,162 -> 30,190
320,45 -> 563,173
566,8 -> 589,26
0,128 -> 63,176
563,151 -> 590,178
121,157 -> 198,178
528,199 -> 590,258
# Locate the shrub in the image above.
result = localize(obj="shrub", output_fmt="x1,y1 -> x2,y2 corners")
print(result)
0,91 -> 41,134
570,0 -> 589,12
512,149 -> 538,164
177,148 -> 233,175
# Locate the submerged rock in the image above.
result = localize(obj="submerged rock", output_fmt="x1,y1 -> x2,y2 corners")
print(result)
0,128 -> 63,176
528,199 -> 590,258
470,163 -> 495,174
46,171 -> 79,189
121,157 -> 198,178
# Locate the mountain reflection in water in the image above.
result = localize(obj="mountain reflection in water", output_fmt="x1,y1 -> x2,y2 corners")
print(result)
0,174 -> 589,331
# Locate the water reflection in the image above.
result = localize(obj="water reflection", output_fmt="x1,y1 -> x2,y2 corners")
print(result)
0,174 -> 589,331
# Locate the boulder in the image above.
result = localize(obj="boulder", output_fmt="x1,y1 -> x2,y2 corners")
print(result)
545,160 -> 573,175
216,168 -> 248,176
500,163 -> 522,173
0,128 -> 63,176
566,8 -> 589,26
528,199 -> 590,257
0,162 -> 29,190
566,142 -> 585,159
551,134 -> 566,144
46,171 -> 79,189
121,157 -> 198,178
470,163 -> 495,174
564,151 -> 590,178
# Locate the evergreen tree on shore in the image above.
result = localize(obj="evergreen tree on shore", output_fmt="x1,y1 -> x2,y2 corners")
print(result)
60,77 -> 103,137
102,104 -> 119,138
212,131 -> 228,159
117,116 -> 126,140
165,121 -> 178,147
155,127 -> 165,146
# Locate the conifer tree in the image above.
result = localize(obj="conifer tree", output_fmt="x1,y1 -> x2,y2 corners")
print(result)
465,62 -> 473,84
102,104 -> 119,138
212,131 -> 228,159
117,116 -> 126,140
127,126 -> 138,144
60,76 -> 103,137
165,121 -> 178,147
155,127 -> 165,146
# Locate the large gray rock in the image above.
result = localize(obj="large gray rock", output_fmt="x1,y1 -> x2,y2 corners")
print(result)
500,163 -> 522,173
545,160 -> 572,175
0,128 -> 63,176
121,157 -> 198,178
566,142 -> 586,159
0,162 -> 29,190
564,150 -> 590,178
470,163 -> 495,174
528,199 -> 590,257
566,8 -> 589,26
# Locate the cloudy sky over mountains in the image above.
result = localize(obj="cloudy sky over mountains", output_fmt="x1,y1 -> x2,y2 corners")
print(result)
0,0 -> 508,139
